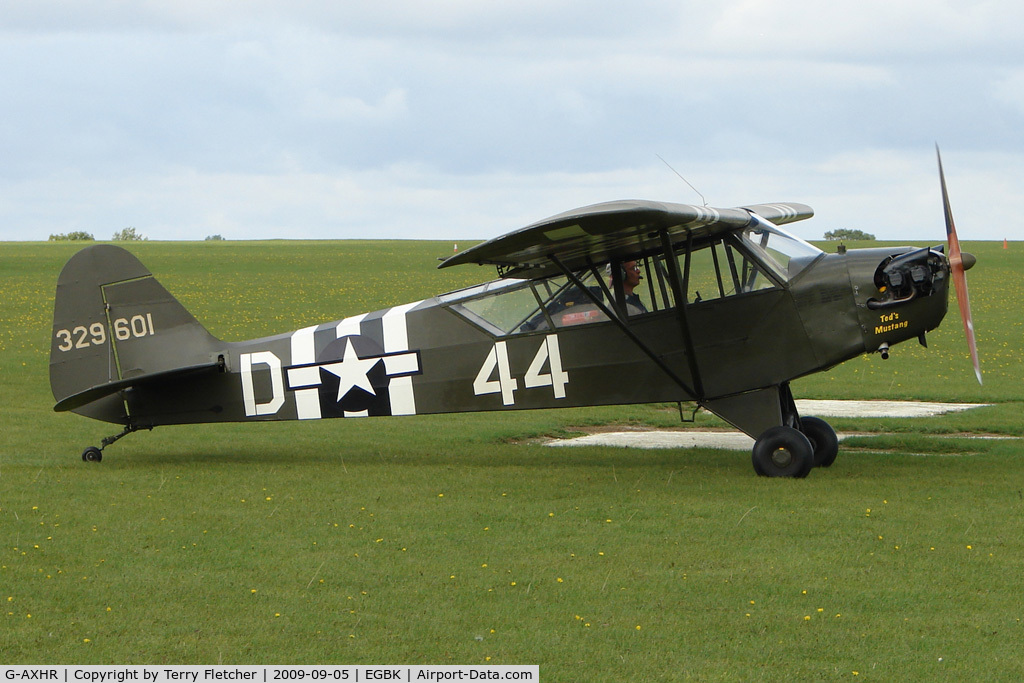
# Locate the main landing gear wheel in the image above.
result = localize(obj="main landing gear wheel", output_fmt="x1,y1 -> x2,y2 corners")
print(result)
752,426 -> 814,478
81,446 -> 103,463
801,416 -> 839,468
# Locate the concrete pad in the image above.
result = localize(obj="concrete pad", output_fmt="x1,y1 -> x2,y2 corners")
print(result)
544,400 -> 992,451
546,430 -> 758,451
794,399 -> 989,418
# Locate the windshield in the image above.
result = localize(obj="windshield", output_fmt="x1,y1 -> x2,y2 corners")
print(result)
739,216 -> 822,281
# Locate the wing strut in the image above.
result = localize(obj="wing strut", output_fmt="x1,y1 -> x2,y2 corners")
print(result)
658,230 -> 706,399
547,254 -> 700,400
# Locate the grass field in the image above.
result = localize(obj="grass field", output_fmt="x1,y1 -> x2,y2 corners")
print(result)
2,239 -> 1022,680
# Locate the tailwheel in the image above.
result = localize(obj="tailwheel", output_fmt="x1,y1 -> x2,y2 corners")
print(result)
78,423 -> 152,463
800,416 -> 839,468
752,426 -> 814,478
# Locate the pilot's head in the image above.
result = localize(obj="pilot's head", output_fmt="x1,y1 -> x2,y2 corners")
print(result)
622,261 -> 642,291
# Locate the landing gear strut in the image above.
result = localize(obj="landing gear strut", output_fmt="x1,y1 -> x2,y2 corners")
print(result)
80,423 -> 152,463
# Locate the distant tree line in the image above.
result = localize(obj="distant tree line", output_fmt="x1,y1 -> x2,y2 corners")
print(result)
48,228 -> 227,241
49,231 -> 95,241
824,228 -> 875,241
111,227 -> 147,241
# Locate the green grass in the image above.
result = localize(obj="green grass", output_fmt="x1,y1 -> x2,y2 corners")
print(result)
2,240 -> 1023,680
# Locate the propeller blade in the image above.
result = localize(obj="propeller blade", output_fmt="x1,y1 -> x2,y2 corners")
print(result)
936,146 -> 982,384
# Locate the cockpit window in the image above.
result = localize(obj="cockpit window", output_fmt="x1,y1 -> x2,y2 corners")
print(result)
444,270 -> 611,336
739,217 -> 823,281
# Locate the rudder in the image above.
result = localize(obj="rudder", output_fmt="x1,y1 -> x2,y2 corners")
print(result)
50,245 -> 221,423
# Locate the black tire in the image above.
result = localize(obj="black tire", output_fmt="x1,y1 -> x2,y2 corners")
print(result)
801,416 -> 839,468
82,446 -> 103,463
751,426 -> 814,478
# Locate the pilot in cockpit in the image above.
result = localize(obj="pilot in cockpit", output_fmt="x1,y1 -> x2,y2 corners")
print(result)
619,260 -> 647,314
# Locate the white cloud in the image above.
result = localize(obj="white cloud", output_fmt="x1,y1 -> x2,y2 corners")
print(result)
1,0 -> 1022,242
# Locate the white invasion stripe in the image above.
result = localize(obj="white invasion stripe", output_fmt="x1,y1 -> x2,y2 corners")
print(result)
383,352 -> 419,375
693,206 -> 719,224
767,204 -> 797,221
382,301 -> 421,352
337,313 -> 368,339
291,325 -> 318,364
291,325 -> 321,420
388,376 -> 416,416
288,366 -> 321,387
382,302 -> 422,415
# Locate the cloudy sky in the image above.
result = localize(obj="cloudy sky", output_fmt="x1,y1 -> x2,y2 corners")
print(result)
2,0 -> 1022,243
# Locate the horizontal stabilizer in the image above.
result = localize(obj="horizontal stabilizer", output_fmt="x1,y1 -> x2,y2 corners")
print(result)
53,361 -> 222,413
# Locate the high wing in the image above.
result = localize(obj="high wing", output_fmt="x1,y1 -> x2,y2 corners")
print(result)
440,200 -> 813,278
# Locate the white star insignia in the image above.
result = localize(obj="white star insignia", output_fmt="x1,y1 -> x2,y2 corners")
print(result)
320,339 -> 382,402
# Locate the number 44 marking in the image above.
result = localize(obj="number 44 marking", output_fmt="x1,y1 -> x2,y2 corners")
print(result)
473,334 -> 568,406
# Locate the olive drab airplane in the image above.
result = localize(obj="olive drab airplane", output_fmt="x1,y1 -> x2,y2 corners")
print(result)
50,149 -> 981,477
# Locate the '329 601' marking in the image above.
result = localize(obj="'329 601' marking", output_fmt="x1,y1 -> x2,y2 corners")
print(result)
54,313 -> 155,352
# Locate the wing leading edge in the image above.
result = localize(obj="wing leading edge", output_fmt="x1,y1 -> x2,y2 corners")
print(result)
440,200 -> 813,278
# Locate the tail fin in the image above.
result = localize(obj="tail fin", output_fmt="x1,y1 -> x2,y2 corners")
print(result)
50,245 -> 222,423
